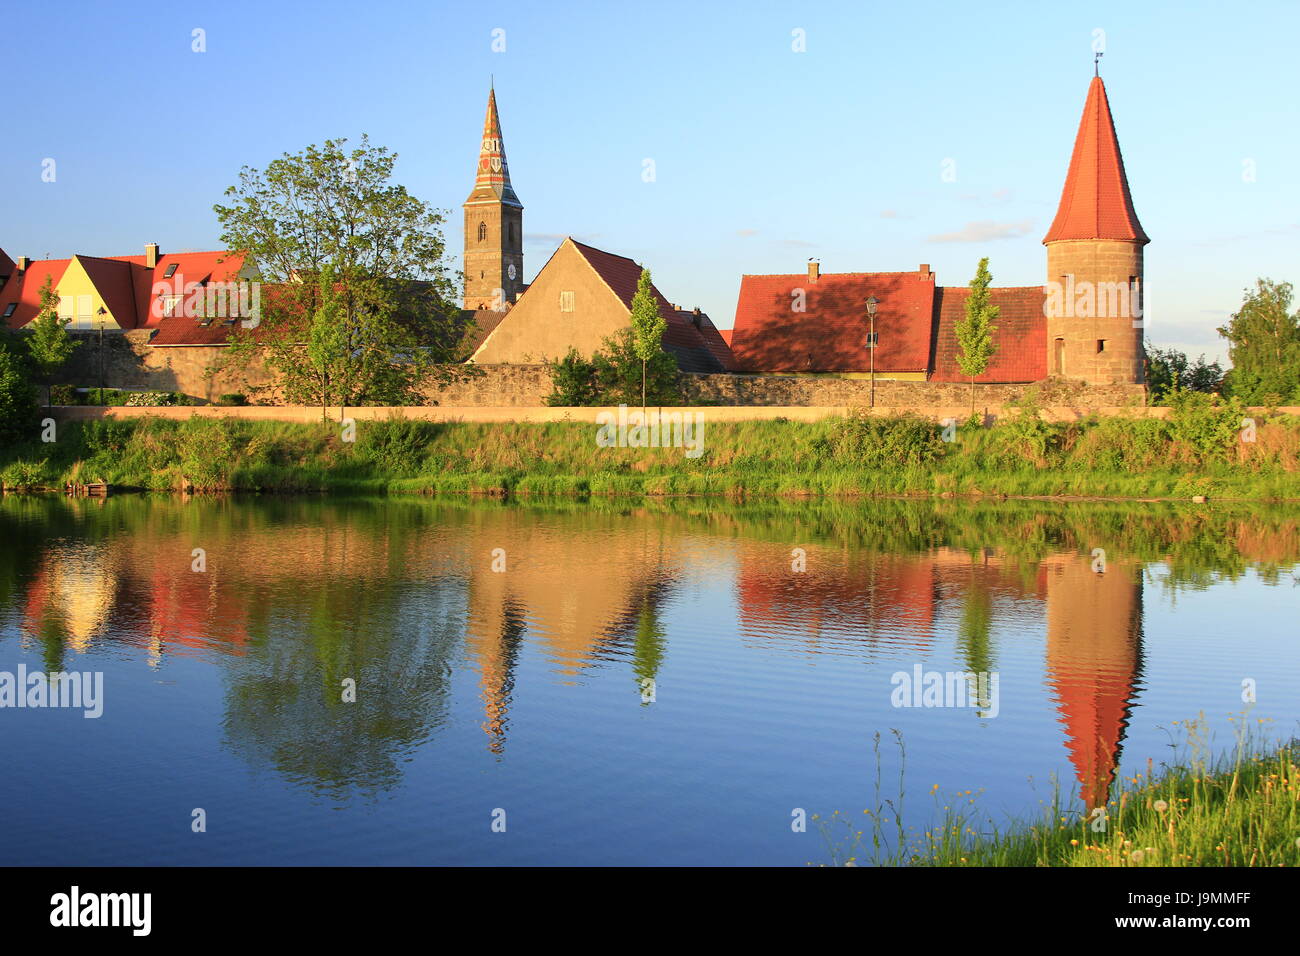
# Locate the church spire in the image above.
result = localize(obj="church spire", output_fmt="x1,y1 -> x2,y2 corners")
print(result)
1043,76 -> 1148,245
467,86 -> 521,207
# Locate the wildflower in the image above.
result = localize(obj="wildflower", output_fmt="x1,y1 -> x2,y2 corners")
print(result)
1070,839 -> 1079,846
1131,850 -> 1145,862
1153,800 -> 1168,812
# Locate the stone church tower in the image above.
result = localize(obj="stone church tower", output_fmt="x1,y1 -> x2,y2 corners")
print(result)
464,85 -> 524,311
1043,74 -> 1149,385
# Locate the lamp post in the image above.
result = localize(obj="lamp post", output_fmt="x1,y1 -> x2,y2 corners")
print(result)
96,307 -> 107,403
865,296 -> 879,409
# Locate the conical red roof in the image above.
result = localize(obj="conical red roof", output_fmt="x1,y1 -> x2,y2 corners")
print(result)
1043,77 -> 1148,245
466,86 -> 521,207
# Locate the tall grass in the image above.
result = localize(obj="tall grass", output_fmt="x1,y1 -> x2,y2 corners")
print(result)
816,714 -> 1300,867
2,406 -> 1299,499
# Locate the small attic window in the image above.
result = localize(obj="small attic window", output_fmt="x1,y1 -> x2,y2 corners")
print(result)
164,263 -> 179,278
2,303 -> 16,318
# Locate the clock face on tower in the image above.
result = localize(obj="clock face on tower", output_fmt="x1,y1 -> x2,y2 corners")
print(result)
507,263 -> 517,281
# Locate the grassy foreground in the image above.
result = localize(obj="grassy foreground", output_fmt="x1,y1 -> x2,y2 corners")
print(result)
2,403 -> 1299,500
818,719 -> 1300,867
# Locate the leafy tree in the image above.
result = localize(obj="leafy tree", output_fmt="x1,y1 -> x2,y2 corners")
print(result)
214,135 -> 473,412
544,348 -> 600,406
1217,278 -> 1300,405
0,343 -> 38,448
628,268 -> 667,411
593,328 -> 681,406
23,275 -> 80,407
955,257 -> 999,411
1145,345 -> 1224,403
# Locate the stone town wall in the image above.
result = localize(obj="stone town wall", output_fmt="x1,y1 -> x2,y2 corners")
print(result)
59,338 -> 1145,409
59,332 -> 276,404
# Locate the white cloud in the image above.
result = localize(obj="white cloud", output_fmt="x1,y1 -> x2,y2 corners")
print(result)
925,219 -> 1034,243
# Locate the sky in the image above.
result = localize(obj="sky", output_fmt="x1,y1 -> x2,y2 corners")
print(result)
4,0 -> 1298,364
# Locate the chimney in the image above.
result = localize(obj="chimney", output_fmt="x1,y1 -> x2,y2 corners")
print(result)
919,263 -> 930,276
690,307 -> 702,327
17,256 -> 30,273
808,260 -> 820,282
145,243 -> 160,269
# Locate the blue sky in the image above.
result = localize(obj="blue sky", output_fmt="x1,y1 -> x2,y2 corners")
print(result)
4,0 -> 1297,362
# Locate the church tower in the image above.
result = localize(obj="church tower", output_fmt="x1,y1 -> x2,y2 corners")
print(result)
1043,73 -> 1149,385
464,85 -> 524,311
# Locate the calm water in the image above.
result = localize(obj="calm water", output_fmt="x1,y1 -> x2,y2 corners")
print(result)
0,494 -> 1296,866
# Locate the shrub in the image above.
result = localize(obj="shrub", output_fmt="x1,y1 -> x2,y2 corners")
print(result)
991,394 -> 1064,466
353,419 -> 436,475
815,412 -> 948,467
1071,415 -> 1170,470
217,393 -> 249,406
1,459 -> 48,489
1166,389 -> 1247,464
544,349 -> 600,406
49,384 -> 78,406
0,347 -> 38,448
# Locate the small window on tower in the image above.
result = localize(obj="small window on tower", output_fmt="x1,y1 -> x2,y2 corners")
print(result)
1097,339 -> 1107,353
559,291 -> 575,313
478,222 -> 487,242
164,263 -> 179,278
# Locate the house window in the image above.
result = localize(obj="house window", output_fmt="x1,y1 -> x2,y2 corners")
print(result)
1097,339 -> 1107,353
162,294 -> 184,317
2,303 -> 15,318
58,296 -> 74,320
559,290 -> 575,313
478,222 -> 487,242
164,263 -> 179,278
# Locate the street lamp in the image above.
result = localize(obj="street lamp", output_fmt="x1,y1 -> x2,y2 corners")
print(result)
865,296 -> 880,409
96,307 -> 107,403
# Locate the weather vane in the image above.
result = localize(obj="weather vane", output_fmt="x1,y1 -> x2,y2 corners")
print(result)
1094,50 -> 1103,76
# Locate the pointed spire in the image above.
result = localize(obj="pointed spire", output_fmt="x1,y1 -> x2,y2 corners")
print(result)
466,86 -> 521,207
1043,76 -> 1148,245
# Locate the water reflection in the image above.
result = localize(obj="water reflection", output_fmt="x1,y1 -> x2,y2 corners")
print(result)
0,495 -> 1294,820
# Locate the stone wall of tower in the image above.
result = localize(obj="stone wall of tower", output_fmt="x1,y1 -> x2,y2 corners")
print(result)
1045,239 -> 1145,385
463,203 -> 524,311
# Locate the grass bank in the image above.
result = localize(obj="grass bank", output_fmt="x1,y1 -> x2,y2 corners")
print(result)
818,718 -> 1300,867
3,398 -> 1299,500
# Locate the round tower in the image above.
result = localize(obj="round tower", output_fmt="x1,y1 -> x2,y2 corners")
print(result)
1043,74 -> 1148,385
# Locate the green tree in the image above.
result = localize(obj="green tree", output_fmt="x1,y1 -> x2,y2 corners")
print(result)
543,348 -> 600,406
23,275 -> 80,407
955,257 -> 1000,411
214,135 -> 473,412
0,344 -> 38,448
1145,345 -> 1223,403
1217,278 -> 1300,405
628,268 -> 667,411
592,328 -> 681,406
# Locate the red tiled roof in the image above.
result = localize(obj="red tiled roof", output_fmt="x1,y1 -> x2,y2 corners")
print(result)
1,249 -> 248,332
76,255 -> 139,329
149,315 -> 249,346
930,286 -> 1047,383
134,251 -> 249,328
0,259 -> 71,328
729,271 -> 935,373
1043,77 -> 1148,245
570,238 -> 736,373
718,328 -> 733,346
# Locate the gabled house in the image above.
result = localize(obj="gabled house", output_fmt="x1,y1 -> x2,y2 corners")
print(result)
0,243 -> 253,334
471,236 -> 736,372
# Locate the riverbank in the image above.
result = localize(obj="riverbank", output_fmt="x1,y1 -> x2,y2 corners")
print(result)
3,405 -> 1300,500
820,722 -> 1300,867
